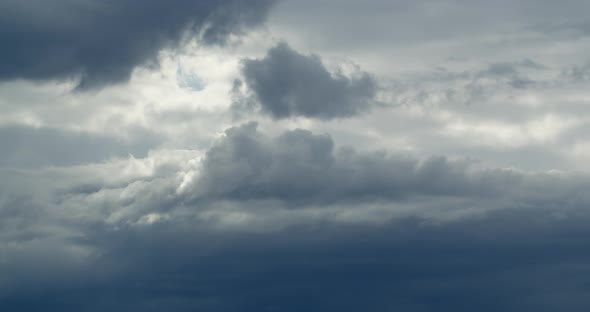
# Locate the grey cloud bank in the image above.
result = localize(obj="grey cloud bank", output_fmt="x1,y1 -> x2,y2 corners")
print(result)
4,213 -> 590,312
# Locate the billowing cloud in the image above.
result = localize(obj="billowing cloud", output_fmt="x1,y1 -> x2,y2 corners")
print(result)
235,43 -> 378,119
193,122 -> 519,204
0,0 -> 276,89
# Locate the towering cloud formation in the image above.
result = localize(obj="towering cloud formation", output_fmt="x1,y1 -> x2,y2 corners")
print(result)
236,43 -> 378,119
0,0 -> 276,89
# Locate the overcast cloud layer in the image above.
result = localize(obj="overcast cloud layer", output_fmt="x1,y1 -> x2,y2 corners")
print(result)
2,0 -> 590,311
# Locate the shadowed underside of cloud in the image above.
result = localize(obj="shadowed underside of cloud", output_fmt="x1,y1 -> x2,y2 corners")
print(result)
0,0 -> 276,89
2,207 -> 590,312
234,43 -> 378,119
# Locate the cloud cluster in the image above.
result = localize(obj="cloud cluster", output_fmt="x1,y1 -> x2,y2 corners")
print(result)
0,0 -> 276,89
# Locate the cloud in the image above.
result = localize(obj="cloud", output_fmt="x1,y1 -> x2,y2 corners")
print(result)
0,0 -> 276,89
234,43 -> 378,119
192,122 -> 520,204
3,1 -> 590,310
3,200 -> 590,311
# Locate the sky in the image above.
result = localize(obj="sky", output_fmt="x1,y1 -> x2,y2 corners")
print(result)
2,1 -> 590,311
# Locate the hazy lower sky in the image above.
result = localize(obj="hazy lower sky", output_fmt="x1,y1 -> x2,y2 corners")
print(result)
2,1 -> 590,311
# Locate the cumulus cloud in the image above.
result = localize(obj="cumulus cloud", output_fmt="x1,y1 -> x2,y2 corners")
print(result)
234,43 -> 378,119
0,0 -> 276,89
193,122 -> 520,204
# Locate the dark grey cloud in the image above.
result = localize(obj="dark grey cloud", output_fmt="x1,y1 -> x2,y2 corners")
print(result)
194,122 -> 520,204
235,43 -> 378,119
3,206 -> 590,311
0,0 -> 275,89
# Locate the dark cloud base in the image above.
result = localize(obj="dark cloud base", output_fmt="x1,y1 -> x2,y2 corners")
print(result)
2,207 -> 590,312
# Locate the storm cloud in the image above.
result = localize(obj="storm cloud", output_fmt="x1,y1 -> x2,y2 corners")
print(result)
0,0 -> 276,89
236,43 -> 378,119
